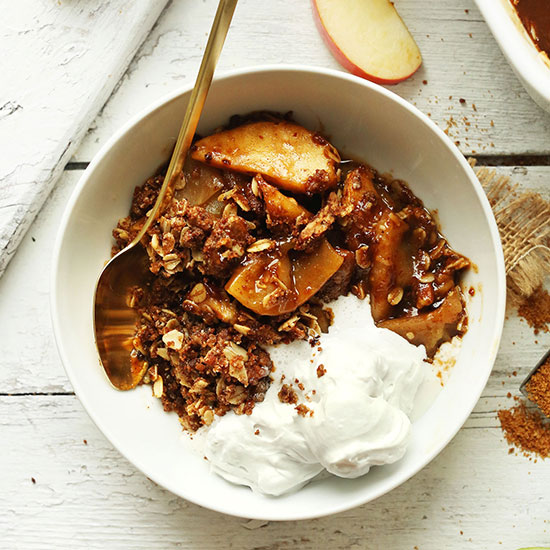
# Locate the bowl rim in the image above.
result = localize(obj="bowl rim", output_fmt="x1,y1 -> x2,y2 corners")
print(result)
51,64 -> 507,521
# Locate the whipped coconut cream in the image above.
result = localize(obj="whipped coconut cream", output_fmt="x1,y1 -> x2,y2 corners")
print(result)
204,295 -> 426,496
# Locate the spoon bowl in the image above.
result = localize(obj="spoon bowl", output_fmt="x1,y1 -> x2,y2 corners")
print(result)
94,245 -> 152,390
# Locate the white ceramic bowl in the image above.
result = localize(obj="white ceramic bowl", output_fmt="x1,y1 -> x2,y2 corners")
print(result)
475,0 -> 550,114
52,66 -> 506,520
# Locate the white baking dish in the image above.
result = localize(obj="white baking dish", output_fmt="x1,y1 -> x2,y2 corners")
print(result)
475,0 -> 550,113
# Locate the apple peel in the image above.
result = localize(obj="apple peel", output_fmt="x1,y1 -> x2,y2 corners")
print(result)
312,0 -> 422,85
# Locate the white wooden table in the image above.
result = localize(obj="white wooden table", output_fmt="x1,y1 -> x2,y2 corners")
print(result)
2,1 -> 550,548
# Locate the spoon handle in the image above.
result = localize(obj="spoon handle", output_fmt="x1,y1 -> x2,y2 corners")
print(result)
131,0 -> 238,247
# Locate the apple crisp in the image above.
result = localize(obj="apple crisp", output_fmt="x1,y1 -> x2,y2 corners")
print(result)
112,113 -> 470,431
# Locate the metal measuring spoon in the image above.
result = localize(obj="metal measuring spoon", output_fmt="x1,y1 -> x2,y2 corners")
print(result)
93,0 -> 238,390
519,348 -> 550,416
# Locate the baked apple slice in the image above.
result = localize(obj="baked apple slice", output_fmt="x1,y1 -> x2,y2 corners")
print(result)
176,157 -> 225,206
257,176 -> 312,227
191,121 -> 341,195
340,165 -> 386,250
369,210 -> 409,322
292,239 -> 345,301
342,164 -> 380,208
183,283 -> 238,325
225,238 -> 344,316
225,245 -> 294,316
379,287 -> 465,356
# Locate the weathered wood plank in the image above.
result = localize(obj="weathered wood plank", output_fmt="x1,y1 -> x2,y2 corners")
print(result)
0,0 -> 170,277
0,170 -> 80,394
1,394 -> 548,549
73,0 -> 550,165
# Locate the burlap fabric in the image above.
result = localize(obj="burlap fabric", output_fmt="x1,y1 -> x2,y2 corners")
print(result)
470,160 -> 550,306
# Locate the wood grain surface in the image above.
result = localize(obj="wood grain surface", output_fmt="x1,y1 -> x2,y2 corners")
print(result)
0,0 -> 169,277
2,0 -> 550,548
73,0 -> 550,163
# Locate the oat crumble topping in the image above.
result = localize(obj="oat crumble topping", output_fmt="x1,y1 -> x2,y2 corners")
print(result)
111,113 -> 470,431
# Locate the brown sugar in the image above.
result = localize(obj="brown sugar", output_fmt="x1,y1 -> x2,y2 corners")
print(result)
517,286 -> 550,334
498,402 -> 550,459
526,358 -> 550,417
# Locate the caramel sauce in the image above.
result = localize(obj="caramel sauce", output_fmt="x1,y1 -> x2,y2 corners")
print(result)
511,0 -> 550,57
339,160 -> 463,322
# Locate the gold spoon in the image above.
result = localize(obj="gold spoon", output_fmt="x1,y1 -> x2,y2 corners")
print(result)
93,0 -> 238,390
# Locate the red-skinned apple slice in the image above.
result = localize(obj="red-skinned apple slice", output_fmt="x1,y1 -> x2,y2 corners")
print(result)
312,0 -> 422,84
